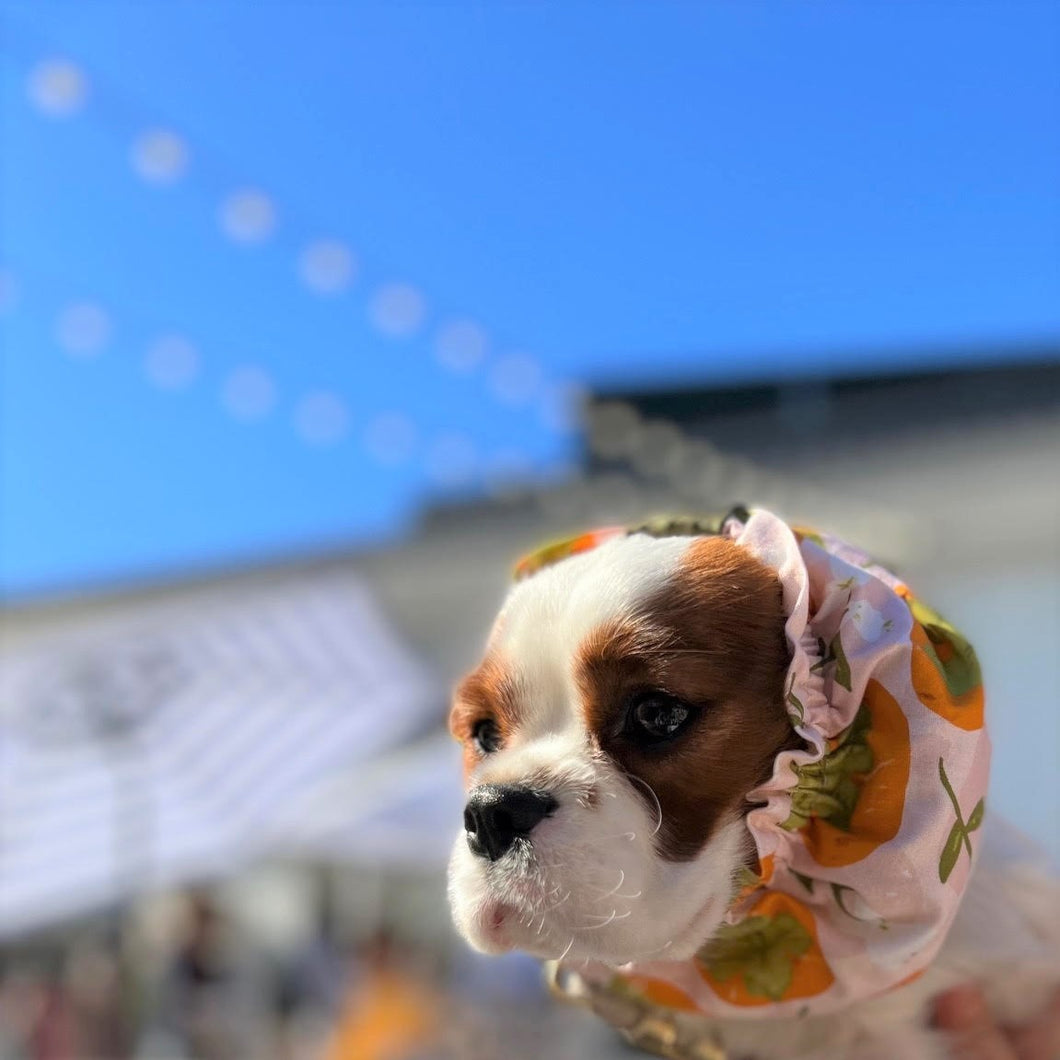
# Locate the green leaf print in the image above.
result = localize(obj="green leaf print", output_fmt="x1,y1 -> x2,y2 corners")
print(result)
830,882 -> 878,923
907,597 -> 982,698
698,914 -> 812,1002
735,865 -> 761,894
939,820 -> 964,884
937,757 -> 984,883
831,634 -> 852,692
782,701 -> 874,833
809,633 -> 853,692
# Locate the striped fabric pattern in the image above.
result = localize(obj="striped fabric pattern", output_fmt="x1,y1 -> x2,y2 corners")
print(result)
0,571 -> 438,936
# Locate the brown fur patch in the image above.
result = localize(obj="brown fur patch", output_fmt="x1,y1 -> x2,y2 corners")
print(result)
576,535 -> 797,861
450,653 -> 520,785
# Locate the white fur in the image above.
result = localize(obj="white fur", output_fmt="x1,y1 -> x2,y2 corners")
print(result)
447,534 -> 1060,1059
449,535 -> 742,965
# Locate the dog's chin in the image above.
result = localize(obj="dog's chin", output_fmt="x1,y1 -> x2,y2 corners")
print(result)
446,817 -> 748,967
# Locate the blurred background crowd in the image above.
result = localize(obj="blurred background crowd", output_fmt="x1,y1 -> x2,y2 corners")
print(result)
1,3 -> 1057,1058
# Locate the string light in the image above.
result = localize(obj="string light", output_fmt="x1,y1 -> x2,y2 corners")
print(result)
27,58 -> 87,117
364,413 -> 418,466
144,334 -> 200,390
222,365 -> 277,422
368,283 -> 426,338
130,129 -> 189,186
433,319 -> 488,374
15,38 -> 582,491
218,188 -> 277,245
298,239 -> 357,295
292,391 -> 351,446
488,352 -> 542,406
54,301 -> 111,358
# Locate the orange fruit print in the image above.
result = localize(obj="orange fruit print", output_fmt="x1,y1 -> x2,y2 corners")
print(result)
696,892 -> 835,1006
784,679 -> 911,868
622,974 -> 701,1013
899,588 -> 985,732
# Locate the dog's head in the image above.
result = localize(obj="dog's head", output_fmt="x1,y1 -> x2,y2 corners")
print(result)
447,529 -> 797,966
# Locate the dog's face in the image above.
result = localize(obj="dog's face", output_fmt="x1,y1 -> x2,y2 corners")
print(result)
447,531 -> 795,967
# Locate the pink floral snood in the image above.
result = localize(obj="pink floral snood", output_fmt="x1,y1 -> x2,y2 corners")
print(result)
533,508 -> 991,1019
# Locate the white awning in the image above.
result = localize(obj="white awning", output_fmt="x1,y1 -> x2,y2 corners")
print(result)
0,570 -> 444,937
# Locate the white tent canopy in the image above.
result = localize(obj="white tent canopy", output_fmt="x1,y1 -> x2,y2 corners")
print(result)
270,732 -> 464,870
0,570 -> 444,937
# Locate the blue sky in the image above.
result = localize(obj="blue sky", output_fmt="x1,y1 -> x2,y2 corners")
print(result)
2,2 -> 1058,597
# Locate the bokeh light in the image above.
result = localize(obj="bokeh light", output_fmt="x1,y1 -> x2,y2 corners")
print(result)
292,390 -> 351,446
54,301 -> 112,358
144,334 -> 200,390
221,365 -> 278,421
298,238 -> 357,295
26,57 -> 87,117
368,282 -> 426,338
218,188 -> 277,244
130,128 -> 190,185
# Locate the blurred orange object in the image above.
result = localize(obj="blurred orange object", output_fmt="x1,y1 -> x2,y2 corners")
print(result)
325,934 -> 440,1060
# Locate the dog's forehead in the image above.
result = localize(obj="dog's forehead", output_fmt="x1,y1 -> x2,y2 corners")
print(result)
489,534 -> 693,696
456,534 -> 693,757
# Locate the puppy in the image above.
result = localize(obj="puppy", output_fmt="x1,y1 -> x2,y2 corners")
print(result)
447,509 -> 1060,1060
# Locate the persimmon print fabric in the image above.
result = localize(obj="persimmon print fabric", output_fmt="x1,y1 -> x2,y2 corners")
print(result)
583,509 -> 992,1019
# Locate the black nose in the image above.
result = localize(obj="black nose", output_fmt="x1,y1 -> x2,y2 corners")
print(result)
463,784 -> 557,861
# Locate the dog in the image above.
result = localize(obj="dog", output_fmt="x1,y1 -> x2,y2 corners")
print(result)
447,508 -> 1060,1059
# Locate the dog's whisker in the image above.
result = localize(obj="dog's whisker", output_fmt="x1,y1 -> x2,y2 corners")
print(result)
575,908 -> 632,932
638,936 -> 675,958
595,829 -> 638,843
576,914 -> 616,932
558,935 -> 576,962
542,889 -> 571,914
599,869 -> 626,900
620,770 -> 665,838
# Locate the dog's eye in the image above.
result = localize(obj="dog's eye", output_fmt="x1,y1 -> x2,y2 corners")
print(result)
471,718 -> 502,754
626,693 -> 693,743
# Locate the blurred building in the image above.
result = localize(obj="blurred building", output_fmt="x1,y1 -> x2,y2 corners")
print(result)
1,354 -> 1058,1057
